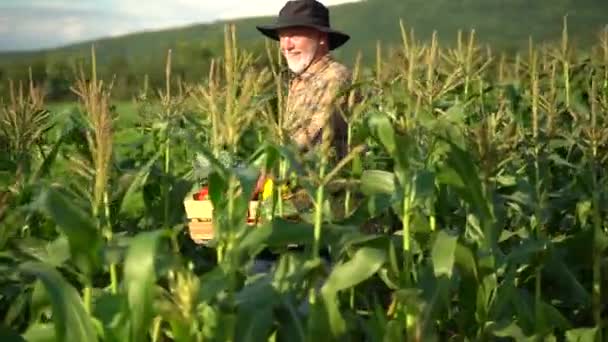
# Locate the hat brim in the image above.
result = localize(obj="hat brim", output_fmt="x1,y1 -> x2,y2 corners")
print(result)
256,22 -> 350,50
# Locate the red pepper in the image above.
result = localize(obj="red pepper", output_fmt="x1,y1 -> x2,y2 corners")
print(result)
194,187 -> 209,200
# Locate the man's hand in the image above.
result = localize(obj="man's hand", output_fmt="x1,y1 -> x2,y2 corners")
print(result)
252,170 -> 268,200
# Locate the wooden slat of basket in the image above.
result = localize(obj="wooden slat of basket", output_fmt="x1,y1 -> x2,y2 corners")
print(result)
185,197 -> 261,244
188,220 -> 214,243
184,198 -> 213,219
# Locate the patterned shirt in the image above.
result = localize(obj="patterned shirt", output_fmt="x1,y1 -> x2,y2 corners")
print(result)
284,54 -> 351,159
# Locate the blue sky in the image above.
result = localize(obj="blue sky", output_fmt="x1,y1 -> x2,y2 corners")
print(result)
0,0 -> 358,51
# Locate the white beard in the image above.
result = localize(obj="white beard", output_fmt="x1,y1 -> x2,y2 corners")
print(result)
286,54 -> 313,75
284,47 -> 316,74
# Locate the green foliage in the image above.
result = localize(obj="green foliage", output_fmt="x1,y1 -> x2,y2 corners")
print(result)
19,262 -> 98,342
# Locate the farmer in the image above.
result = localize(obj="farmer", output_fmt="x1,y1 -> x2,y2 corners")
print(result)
254,0 -> 354,196
250,0 -> 355,275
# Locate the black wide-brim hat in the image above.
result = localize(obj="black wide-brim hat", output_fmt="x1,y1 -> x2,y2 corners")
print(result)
256,0 -> 350,50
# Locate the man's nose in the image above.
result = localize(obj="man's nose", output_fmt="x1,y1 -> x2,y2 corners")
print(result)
281,37 -> 294,50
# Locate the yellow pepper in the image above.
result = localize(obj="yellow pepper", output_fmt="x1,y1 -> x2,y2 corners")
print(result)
261,178 -> 274,200
261,178 -> 290,201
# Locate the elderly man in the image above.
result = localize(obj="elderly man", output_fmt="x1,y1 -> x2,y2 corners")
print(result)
249,0 -> 354,274
254,0 -> 353,196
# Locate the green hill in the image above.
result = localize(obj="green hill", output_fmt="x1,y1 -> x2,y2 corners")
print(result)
0,0 -> 606,100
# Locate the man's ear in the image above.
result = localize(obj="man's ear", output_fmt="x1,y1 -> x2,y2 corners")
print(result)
318,32 -> 328,46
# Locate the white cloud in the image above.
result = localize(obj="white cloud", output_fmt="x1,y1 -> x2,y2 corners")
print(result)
0,7 -> 130,51
62,17 -> 86,40
213,1 -> 339,19
0,18 -> 8,33
114,0 -> 359,25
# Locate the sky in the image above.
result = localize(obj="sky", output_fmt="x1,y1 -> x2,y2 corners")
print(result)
0,0 -> 359,52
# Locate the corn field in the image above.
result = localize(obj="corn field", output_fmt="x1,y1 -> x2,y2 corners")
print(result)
0,22 -> 607,341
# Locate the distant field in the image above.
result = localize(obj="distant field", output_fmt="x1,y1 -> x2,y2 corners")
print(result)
45,101 -> 145,161
46,100 -> 140,128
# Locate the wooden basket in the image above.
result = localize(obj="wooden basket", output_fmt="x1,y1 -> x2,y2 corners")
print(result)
184,196 -> 259,244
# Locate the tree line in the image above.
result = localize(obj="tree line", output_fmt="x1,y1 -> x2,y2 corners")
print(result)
0,40 -> 269,102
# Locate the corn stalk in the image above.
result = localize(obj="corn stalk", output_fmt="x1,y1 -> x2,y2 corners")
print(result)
70,45 -> 115,302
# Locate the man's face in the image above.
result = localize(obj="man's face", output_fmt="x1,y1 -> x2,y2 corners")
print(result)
278,26 -> 322,74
